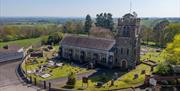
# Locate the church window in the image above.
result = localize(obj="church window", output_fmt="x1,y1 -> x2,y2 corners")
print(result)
121,48 -> 123,54
115,58 -> 118,63
123,26 -> 130,37
127,49 -> 129,55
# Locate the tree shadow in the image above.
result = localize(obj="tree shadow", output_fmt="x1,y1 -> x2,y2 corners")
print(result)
87,65 -> 127,87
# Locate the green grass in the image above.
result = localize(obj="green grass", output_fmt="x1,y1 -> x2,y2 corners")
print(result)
140,46 -> 166,63
23,61 -> 89,82
72,64 -> 151,90
21,47 -> 90,82
0,37 -> 42,48
61,45 -> 163,90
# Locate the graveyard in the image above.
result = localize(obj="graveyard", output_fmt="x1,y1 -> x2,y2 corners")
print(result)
21,46 -> 93,82
20,45 -> 179,90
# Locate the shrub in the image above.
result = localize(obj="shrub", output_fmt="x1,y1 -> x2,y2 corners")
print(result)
65,72 -> 76,89
154,63 -> 174,76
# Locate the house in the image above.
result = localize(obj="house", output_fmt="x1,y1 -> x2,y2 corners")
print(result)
0,45 -> 24,62
59,13 -> 141,69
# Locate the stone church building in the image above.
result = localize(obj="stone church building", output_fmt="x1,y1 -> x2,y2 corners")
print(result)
59,13 -> 141,69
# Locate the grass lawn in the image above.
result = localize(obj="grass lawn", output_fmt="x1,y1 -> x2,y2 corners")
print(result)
21,46 -> 90,82
22,57 -> 90,82
140,45 -> 166,63
19,42 -> 164,90
0,37 -> 42,48
71,64 -> 151,90
56,45 -> 164,90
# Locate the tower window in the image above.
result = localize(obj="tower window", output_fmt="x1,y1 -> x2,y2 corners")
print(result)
123,26 -> 130,37
127,49 -> 129,55
121,48 -> 123,54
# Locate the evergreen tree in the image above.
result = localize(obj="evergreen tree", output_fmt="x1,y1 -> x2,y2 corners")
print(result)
95,13 -> 114,31
84,14 -> 92,32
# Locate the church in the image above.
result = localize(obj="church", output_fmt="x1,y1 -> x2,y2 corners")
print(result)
59,13 -> 141,69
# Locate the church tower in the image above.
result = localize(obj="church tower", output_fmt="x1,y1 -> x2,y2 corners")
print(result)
115,13 -> 141,69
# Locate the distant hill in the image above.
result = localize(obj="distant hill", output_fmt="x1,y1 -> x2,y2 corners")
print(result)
0,17 -> 179,27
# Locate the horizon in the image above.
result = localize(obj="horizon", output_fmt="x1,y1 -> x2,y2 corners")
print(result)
0,0 -> 180,18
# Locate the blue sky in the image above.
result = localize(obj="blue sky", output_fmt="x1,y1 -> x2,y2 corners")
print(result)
0,0 -> 180,17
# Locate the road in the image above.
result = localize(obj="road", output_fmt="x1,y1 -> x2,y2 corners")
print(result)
0,61 -> 37,91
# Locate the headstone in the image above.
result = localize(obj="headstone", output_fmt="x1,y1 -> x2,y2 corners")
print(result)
134,74 -> 138,79
151,66 -> 154,72
34,78 -> 37,85
29,76 -> 32,84
149,78 -> 157,86
49,82 -> 51,91
114,72 -> 118,79
111,79 -> 114,86
141,70 -> 146,74
44,81 -> 46,89
82,77 -> 88,83
90,63 -> 94,69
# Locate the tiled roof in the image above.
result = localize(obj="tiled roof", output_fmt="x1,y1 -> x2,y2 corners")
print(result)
60,35 -> 115,51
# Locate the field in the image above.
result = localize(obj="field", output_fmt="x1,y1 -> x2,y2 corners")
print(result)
0,37 -> 42,48
141,19 -> 180,27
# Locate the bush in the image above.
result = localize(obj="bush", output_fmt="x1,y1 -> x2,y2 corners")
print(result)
64,72 -> 76,89
154,63 -> 174,76
41,36 -> 49,45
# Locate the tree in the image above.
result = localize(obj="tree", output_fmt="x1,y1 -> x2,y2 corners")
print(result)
65,72 -> 76,88
165,34 -> 180,64
47,32 -> 64,45
154,63 -> 174,76
140,25 -> 154,44
153,20 -> 170,47
107,13 -> 114,30
41,36 -> 49,45
64,21 -> 73,33
84,14 -> 92,32
74,21 -> 84,34
163,24 -> 180,46
95,13 -> 114,31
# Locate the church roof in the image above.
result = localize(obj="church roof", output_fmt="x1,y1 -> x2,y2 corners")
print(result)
60,35 -> 115,51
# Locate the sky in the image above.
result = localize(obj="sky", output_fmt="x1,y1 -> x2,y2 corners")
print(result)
0,0 -> 180,17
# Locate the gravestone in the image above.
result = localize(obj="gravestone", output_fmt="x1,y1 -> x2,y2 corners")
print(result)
134,74 -> 138,79
82,77 -> 88,83
141,70 -> 146,74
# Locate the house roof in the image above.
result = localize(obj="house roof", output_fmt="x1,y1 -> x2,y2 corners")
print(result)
60,35 -> 115,51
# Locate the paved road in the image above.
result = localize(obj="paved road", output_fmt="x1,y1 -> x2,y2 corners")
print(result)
0,61 -> 37,91
0,61 -> 21,87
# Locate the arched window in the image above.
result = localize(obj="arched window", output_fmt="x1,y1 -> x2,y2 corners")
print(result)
123,26 -> 130,37
121,59 -> 127,68
121,48 -> 123,54
127,49 -> 129,55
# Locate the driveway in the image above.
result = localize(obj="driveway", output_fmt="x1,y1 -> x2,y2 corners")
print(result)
0,61 -> 37,91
